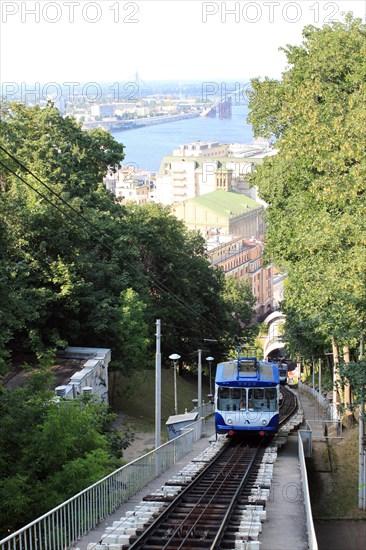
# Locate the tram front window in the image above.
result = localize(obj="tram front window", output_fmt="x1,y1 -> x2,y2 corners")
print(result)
248,388 -> 277,412
218,387 -> 230,410
231,388 -> 241,410
218,387 -> 246,411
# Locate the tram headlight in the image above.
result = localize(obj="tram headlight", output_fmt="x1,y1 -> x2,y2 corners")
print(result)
227,418 -> 233,425
261,419 -> 268,426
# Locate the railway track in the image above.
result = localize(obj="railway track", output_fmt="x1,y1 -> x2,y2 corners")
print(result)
128,440 -> 268,549
95,389 -> 299,550
279,386 -> 298,425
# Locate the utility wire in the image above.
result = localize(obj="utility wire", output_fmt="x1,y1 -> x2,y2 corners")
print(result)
0,143 -> 118,241
0,146 -> 228,340
0,160 -> 95,237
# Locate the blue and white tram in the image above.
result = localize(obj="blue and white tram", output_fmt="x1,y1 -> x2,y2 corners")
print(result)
214,356 -> 280,437
278,362 -> 288,385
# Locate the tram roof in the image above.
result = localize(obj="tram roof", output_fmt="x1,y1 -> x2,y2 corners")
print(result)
215,360 -> 279,386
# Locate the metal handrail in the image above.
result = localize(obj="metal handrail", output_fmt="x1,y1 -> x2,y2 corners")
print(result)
298,434 -> 318,550
299,381 -> 340,421
0,429 -> 195,549
0,405 -> 214,550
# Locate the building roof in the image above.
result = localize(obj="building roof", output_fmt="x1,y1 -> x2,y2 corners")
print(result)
166,412 -> 199,425
189,190 -> 261,218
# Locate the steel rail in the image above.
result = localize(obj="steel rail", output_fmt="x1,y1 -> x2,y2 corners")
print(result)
208,442 -> 263,549
279,386 -> 298,424
128,442 -> 264,549
128,441 -> 231,549
167,444 -> 263,550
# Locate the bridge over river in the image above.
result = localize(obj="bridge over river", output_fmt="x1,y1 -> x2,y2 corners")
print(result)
82,111 -> 200,132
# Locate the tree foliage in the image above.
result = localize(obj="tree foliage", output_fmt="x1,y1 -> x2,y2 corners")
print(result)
222,276 -> 257,339
122,203 -> 232,358
0,101 -> 132,361
114,287 -> 150,372
0,99 -> 259,536
247,14 -> 366,361
0,374 -> 124,536
0,101 -> 244,368
338,360 -> 366,408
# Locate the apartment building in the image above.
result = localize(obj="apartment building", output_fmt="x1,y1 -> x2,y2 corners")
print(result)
208,236 -> 274,319
155,141 -> 275,206
104,167 -> 153,204
172,141 -> 229,158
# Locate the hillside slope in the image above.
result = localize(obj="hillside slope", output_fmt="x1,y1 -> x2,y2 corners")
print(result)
110,368 -> 212,461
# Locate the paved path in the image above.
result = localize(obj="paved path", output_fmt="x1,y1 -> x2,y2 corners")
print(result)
260,388 -> 320,550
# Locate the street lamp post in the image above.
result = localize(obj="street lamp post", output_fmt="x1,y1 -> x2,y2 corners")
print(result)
198,349 -> 202,412
169,353 -> 181,415
206,356 -> 214,397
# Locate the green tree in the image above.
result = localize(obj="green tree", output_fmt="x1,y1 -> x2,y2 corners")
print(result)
222,276 -> 256,343
0,101 -> 141,359
123,203 -> 229,358
0,375 -> 122,535
247,14 -> 366,367
0,100 -> 256,378
115,288 -> 150,370
0,101 -> 124,200
109,287 -> 151,404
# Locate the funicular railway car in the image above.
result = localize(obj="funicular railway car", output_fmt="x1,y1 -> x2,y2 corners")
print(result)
214,356 -> 280,437
278,362 -> 288,385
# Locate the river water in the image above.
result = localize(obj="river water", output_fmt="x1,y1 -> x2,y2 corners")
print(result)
111,105 -> 253,172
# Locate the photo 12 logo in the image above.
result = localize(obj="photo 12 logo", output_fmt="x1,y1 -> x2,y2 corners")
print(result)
202,81 -> 252,106
1,81 -> 140,104
202,2 -> 340,25
1,1 -> 140,24
269,481 -> 303,503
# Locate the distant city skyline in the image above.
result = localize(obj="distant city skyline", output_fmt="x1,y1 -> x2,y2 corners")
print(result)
1,0 -> 365,90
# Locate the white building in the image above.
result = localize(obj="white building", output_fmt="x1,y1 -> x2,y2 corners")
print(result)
172,141 -> 229,158
90,104 -> 114,118
155,141 -> 275,206
91,102 -> 139,119
55,347 -> 111,403
104,167 -> 154,205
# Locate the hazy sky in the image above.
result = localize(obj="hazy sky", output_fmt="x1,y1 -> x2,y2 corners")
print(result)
1,1 -> 365,91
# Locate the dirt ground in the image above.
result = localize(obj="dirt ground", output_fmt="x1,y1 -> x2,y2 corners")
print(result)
111,412 -> 156,463
122,431 -> 156,462
315,519 -> 366,550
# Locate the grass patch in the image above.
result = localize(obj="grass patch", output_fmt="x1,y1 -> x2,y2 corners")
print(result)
326,428 -> 366,517
110,367 -> 211,434
310,426 -> 366,519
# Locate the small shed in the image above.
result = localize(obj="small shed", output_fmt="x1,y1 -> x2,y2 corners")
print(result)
166,412 -> 199,440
